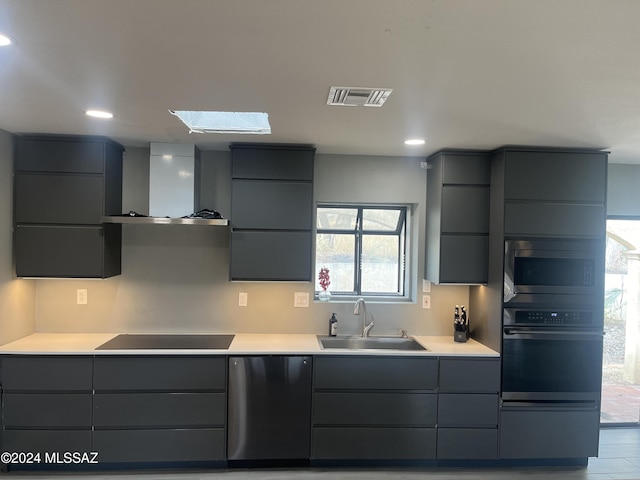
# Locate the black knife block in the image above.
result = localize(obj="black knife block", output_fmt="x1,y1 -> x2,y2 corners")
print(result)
454,328 -> 469,343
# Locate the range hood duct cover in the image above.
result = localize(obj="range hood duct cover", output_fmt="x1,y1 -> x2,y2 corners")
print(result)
149,143 -> 200,218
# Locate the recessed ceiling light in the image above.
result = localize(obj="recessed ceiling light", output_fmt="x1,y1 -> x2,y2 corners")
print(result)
169,110 -> 271,134
404,139 -> 426,146
85,110 -> 114,119
0,33 -> 12,46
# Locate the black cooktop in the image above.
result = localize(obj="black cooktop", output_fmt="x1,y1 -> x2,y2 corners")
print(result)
95,334 -> 235,350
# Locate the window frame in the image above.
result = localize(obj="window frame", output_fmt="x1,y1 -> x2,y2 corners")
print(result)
315,204 -> 408,299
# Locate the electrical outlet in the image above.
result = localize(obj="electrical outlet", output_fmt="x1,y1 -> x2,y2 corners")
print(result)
422,279 -> 431,293
77,289 -> 88,305
422,295 -> 431,309
294,292 -> 309,308
238,292 -> 248,307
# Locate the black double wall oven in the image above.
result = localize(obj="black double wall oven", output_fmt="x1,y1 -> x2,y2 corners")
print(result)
501,239 -> 604,408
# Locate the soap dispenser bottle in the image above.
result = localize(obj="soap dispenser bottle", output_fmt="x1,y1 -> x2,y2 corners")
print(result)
329,313 -> 338,336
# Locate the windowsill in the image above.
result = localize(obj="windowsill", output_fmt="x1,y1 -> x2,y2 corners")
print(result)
314,295 -> 414,305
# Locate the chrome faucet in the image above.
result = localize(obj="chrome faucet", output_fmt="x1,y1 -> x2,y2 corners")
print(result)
354,298 -> 374,337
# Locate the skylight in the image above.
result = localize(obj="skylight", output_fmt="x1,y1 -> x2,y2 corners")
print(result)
169,110 -> 271,135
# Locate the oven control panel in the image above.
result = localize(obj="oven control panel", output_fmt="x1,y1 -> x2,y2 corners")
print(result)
511,310 -> 593,326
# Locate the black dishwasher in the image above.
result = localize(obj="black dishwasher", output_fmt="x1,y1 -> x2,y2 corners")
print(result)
227,356 -> 312,464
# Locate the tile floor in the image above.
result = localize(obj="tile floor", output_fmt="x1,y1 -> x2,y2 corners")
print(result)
601,383 -> 640,424
4,428 -> 640,480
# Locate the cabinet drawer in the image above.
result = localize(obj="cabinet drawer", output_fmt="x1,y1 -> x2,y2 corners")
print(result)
15,173 -> 105,224
93,429 -> 226,463
437,428 -> 498,459
14,138 -> 107,174
437,394 -> 498,427
230,231 -> 312,281
3,393 -> 92,427
439,358 -> 500,393
15,225 -> 119,278
93,356 -> 226,391
2,430 -> 91,454
313,392 -> 436,426
312,427 -> 436,460
94,393 -> 226,427
314,356 -> 438,390
439,153 -> 490,185
504,202 -> 605,238
438,235 -> 488,284
2,356 -> 93,391
500,408 -> 600,459
232,180 -> 312,229
504,151 -> 606,203
441,186 -> 489,233
231,146 -> 314,180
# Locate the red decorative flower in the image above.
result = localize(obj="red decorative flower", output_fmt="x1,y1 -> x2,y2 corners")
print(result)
318,267 -> 331,291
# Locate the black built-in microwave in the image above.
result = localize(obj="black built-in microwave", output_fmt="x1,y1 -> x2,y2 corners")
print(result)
504,239 -> 603,306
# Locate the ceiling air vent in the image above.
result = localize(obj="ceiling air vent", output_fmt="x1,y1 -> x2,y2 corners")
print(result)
327,86 -> 393,107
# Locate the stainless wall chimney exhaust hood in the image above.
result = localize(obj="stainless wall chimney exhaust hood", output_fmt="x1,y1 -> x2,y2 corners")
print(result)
149,142 -> 200,218
102,143 -> 228,226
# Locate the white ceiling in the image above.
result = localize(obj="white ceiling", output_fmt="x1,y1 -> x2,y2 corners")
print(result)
1,0 -> 640,163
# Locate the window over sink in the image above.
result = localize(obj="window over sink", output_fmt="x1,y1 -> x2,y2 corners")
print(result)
315,204 -> 407,299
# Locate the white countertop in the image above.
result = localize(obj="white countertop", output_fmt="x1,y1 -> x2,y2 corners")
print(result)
0,333 -> 498,357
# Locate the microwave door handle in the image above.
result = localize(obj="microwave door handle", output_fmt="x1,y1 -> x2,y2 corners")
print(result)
514,249 -> 593,260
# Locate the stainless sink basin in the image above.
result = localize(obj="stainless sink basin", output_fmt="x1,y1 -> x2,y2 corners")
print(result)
317,335 -> 427,351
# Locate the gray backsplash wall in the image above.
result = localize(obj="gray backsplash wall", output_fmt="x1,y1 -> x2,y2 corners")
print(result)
0,129 -> 36,345
33,148 -> 469,335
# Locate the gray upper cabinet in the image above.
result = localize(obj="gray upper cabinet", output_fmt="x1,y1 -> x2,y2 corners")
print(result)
426,150 -> 490,284
495,147 -> 608,239
503,150 -> 606,203
230,144 -> 315,281
231,180 -> 313,230
231,146 -> 314,180
13,134 -> 123,278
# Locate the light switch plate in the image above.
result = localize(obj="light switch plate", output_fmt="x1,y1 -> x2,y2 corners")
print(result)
77,289 -> 88,305
422,295 -> 431,309
294,292 -> 309,308
422,279 -> 431,293
238,292 -> 248,307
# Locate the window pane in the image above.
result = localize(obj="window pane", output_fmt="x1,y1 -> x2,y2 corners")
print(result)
362,209 -> 401,231
315,233 -> 355,292
361,235 -> 400,293
317,208 -> 357,230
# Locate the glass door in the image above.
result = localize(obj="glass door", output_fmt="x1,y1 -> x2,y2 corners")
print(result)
601,218 -> 640,424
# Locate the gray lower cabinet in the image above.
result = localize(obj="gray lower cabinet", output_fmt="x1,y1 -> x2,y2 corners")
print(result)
437,357 -> 500,460
312,427 -> 436,460
1,356 -> 93,460
92,429 -> 225,463
312,356 -> 438,461
499,408 -> 600,459
92,356 -> 227,464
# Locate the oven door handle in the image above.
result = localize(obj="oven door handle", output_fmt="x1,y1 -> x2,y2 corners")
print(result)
503,327 -> 604,338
